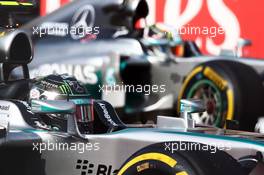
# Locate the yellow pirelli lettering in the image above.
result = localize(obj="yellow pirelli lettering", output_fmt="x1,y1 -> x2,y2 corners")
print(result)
226,89 -> 234,120
203,67 -> 228,90
136,162 -> 150,172
176,171 -> 189,175
118,153 -> 177,175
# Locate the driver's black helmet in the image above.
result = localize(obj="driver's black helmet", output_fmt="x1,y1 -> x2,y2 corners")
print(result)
29,74 -> 94,133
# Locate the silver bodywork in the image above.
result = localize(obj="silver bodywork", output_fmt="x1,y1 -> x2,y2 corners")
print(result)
1,99 -> 264,175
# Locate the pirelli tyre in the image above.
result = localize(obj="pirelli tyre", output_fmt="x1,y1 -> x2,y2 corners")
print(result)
177,61 -> 264,131
117,142 -> 244,175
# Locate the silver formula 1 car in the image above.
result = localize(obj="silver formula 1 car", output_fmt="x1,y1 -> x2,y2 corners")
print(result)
0,30 -> 264,175
9,0 -> 264,132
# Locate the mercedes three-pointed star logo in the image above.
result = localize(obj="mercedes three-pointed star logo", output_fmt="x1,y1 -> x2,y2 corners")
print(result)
70,5 -> 95,40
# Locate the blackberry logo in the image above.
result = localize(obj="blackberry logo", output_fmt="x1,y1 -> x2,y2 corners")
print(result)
75,159 -> 119,175
76,159 -> 94,175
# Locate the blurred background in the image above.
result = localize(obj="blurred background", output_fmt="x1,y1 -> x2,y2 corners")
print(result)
15,0 -> 264,58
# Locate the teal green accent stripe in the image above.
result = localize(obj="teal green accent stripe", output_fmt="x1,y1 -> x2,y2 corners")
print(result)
41,105 -> 74,113
22,129 -> 48,133
71,98 -> 90,105
112,128 -> 264,147
20,127 -> 264,148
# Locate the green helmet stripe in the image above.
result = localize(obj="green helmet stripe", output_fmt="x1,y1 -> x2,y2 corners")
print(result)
63,85 -> 67,94
62,81 -> 73,95
65,84 -> 73,94
59,86 -> 65,94
63,84 -> 68,93
59,85 -> 68,94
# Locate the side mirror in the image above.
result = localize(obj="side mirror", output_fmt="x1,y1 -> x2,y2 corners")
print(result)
31,100 -> 75,114
31,100 -> 89,139
236,38 -> 252,57
0,30 -> 33,81
237,38 -> 252,48
180,99 -> 206,128
180,99 -> 206,113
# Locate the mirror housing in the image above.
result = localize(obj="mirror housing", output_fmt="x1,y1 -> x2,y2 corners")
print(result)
236,38 -> 252,57
31,100 -> 75,114
180,99 -> 206,114
0,30 -> 33,81
0,30 -> 33,64
237,38 -> 252,48
180,99 -> 206,128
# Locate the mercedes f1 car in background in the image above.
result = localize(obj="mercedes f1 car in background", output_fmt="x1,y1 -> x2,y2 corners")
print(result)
10,0 -> 264,132
0,30 -> 264,175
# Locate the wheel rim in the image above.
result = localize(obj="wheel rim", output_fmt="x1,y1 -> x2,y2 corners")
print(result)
186,80 -> 223,126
